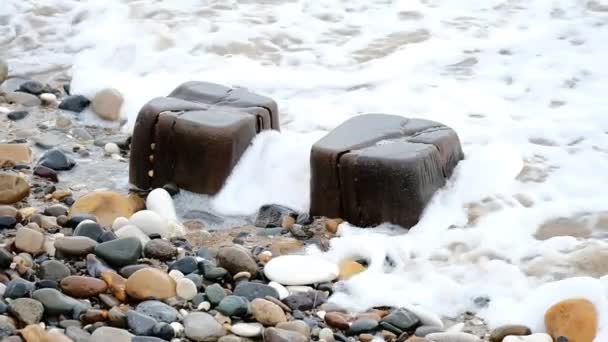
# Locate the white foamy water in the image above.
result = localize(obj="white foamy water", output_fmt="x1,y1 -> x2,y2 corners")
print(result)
4,0 -> 608,337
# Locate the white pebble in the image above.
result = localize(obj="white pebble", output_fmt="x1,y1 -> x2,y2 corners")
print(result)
503,333 -> 553,342
231,322 -> 263,337
426,332 -> 481,342
197,301 -> 211,311
0,107 -> 10,114
179,309 -> 189,317
103,143 -> 120,154
111,153 -> 123,161
170,322 -> 184,337
114,225 -> 150,247
264,255 -> 339,285
147,188 -> 178,221
176,278 -> 197,300
269,281 -> 289,299
316,311 -> 326,320
112,217 -> 129,231
129,210 -> 169,237
40,93 -> 57,104
169,269 -> 184,281
287,285 -> 314,294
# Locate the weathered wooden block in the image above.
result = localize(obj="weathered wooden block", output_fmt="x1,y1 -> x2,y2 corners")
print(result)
129,81 -> 278,195
310,114 -> 463,228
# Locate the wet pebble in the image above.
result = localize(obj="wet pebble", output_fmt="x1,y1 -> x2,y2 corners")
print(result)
33,165 -> 58,182
347,318 -> 378,335
7,110 -> 28,121
152,322 -> 174,340
18,80 -> 45,95
92,88 -> 123,121
381,308 -> 421,334
169,256 -> 197,274
490,324 -> 532,342
0,216 -> 17,229
255,204 -> 298,228
38,148 -> 76,171
74,221 -> 104,241
58,95 -> 90,113
415,325 -> 444,336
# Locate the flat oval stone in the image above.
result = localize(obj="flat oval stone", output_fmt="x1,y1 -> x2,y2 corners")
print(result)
276,320 -> 311,338
94,237 -> 142,267
54,236 -> 98,256
127,310 -> 157,336
217,295 -> 250,317
231,322 -> 263,337
205,283 -> 226,306
38,148 -> 76,171
217,246 -> 258,276
136,300 -> 178,323
183,312 -> 226,341
90,326 -> 133,342
144,239 -> 177,260
60,276 -> 108,298
264,255 -> 339,285
251,298 -> 286,326
233,281 -> 279,301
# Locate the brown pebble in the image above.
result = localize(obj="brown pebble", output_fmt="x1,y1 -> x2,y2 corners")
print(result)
359,333 -> 374,342
125,267 -> 176,300
325,311 -> 351,330
325,218 -> 343,234
81,309 -> 108,324
406,337 -> 431,342
265,295 -> 292,313
52,190 -> 72,201
101,271 -> 127,302
99,293 -> 121,308
382,330 -> 398,341
281,215 -> 295,229
60,275 -> 108,298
